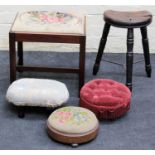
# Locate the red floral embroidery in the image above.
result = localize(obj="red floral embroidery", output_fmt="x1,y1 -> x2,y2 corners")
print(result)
39,14 -> 65,23
56,111 -> 72,124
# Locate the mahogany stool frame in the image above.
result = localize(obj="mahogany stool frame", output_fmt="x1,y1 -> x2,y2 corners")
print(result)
9,17 -> 86,92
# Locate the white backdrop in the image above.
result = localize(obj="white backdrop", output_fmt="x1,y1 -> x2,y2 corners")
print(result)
0,5 -> 154,53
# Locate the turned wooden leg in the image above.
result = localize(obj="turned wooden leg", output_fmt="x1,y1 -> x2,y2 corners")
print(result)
79,36 -> 86,92
140,27 -> 151,77
17,106 -> 25,118
9,32 -> 16,83
17,41 -> 23,66
93,23 -> 110,75
126,28 -> 134,91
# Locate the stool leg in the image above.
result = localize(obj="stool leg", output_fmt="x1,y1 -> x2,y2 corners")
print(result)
17,41 -> 23,66
17,106 -> 25,118
93,23 -> 110,75
79,36 -> 86,92
126,28 -> 134,91
140,27 -> 151,77
9,33 -> 16,83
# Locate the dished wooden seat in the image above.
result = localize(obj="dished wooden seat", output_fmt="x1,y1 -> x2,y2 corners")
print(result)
104,10 -> 152,28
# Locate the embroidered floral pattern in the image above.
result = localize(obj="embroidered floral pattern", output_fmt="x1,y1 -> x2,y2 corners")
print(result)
53,107 -> 92,125
22,11 -> 81,25
12,11 -> 84,34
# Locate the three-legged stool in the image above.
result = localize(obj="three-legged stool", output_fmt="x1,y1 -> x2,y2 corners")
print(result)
93,10 -> 152,91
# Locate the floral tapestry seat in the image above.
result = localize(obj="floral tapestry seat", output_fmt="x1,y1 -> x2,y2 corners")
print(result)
47,106 -> 99,146
11,11 -> 85,34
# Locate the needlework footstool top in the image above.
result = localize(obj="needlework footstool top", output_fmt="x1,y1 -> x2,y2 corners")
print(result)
47,106 -> 99,134
11,11 -> 85,35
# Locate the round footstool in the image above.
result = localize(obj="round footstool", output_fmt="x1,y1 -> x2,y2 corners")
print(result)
47,106 -> 99,146
80,79 -> 131,120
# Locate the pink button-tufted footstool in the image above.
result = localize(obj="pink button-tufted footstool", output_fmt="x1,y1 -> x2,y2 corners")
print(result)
80,79 -> 131,120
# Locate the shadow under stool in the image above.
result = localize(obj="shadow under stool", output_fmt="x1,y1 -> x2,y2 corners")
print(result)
93,10 -> 152,91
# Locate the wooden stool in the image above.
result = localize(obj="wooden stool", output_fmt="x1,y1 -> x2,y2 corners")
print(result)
9,11 -> 86,92
93,10 -> 152,91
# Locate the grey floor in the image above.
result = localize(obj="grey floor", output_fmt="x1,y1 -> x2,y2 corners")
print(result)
0,51 -> 155,150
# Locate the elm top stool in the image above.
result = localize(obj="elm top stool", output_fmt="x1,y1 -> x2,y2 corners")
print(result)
9,11 -> 86,92
93,10 -> 152,91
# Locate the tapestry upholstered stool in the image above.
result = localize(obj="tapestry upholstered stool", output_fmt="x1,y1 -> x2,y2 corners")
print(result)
6,78 -> 69,118
80,79 -> 131,120
47,106 -> 99,146
9,11 -> 86,91
93,10 -> 152,91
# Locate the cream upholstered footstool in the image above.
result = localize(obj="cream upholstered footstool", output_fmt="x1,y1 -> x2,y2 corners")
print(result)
47,106 -> 99,146
6,78 -> 69,118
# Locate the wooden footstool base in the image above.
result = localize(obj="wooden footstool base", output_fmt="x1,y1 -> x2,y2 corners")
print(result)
47,123 -> 99,146
46,106 -> 99,146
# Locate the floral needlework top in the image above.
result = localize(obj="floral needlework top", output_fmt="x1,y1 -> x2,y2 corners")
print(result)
53,107 -> 92,125
12,11 -> 84,34
20,11 -> 82,25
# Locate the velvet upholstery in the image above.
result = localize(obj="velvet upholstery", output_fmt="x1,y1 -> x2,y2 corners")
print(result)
80,79 -> 131,119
